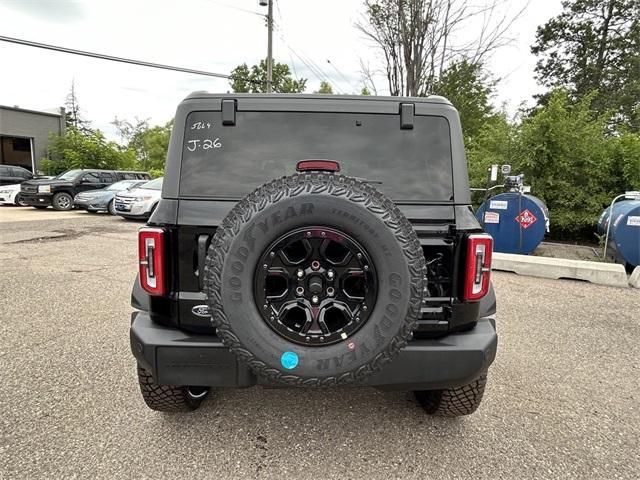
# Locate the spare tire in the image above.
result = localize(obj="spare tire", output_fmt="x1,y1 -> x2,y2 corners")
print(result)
203,172 -> 426,386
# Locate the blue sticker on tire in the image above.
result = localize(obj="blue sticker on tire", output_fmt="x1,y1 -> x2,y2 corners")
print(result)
280,351 -> 299,370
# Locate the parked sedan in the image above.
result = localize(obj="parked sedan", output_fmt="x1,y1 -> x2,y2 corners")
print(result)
74,180 -> 147,214
0,183 -> 28,206
113,177 -> 163,219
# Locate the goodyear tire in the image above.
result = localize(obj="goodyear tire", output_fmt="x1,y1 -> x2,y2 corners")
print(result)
203,173 -> 426,387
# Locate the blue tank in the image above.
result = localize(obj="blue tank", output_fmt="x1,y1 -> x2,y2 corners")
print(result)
476,192 -> 549,255
597,200 -> 640,267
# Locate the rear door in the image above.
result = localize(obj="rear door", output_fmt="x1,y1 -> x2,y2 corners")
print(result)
170,98 -> 459,332
100,172 -> 116,187
76,171 -> 102,193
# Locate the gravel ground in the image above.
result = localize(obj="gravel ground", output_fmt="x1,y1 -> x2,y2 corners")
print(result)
1,208 -> 639,479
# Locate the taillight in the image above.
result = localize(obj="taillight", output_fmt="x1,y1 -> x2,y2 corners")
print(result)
463,233 -> 493,301
138,227 -> 165,296
296,160 -> 341,172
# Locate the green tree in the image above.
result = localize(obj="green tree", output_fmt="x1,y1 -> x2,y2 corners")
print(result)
315,81 -> 333,94
516,90 -> 617,238
230,60 -> 307,93
465,113 -> 520,191
607,132 -> 640,192
360,86 -> 372,96
531,0 -> 640,130
40,127 -> 137,175
113,118 -> 172,175
432,59 -> 496,139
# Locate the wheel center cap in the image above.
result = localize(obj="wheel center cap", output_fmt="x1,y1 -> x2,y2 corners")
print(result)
308,275 -> 323,294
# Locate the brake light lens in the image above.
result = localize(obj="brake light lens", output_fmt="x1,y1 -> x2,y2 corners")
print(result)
138,227 -> 165,296
296,160 -> 341,172
463,233 -> 493,301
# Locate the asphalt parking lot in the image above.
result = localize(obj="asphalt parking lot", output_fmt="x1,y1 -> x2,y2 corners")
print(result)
1,206 -> 639,479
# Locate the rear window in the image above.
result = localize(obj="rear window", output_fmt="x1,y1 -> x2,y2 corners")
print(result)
179,111 -> 453,202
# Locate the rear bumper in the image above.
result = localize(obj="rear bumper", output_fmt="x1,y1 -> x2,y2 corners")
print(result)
21,193 -> 52,207
130,311 -> 497,391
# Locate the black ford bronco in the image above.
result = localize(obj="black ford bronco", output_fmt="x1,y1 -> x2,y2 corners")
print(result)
130,93 -> 497,416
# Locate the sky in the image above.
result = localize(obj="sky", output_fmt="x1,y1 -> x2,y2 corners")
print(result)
0,0 -> 564,141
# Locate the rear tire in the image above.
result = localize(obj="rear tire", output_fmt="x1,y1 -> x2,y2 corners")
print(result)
136,365 -> 210,412
52,192 -> 73,211
414,374 -> 487,417
107,199 -> 116,215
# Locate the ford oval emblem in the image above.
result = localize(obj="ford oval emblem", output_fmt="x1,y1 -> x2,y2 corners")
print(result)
191,305 -> 211,317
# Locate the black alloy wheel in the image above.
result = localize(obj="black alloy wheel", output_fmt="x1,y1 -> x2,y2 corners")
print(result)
254,227 -> 377,346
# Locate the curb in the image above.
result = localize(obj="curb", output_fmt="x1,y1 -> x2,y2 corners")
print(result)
493,253 -> 630,288
630,267 -> 640,289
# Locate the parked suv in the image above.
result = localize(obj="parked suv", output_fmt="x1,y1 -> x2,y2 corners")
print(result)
0,165 -> 33,186
114,177 -> 163,219
20,169 -> 150,210
130,93 -> 497,416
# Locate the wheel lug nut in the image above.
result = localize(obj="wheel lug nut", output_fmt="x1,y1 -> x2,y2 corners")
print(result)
364,265 -> 369,271
311,261 -> 320,270
327,270 -> 334,279
327,287 -> 335,296
296,269 -> 304,278
311,295 -> 319,304
357,253 -> 363,259
296,286 -> 304,296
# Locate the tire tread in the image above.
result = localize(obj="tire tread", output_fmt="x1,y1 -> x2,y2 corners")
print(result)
415,374 -> 487,417
137,365 -> 202,412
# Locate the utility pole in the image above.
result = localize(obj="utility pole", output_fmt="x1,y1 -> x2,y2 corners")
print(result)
266,0 -> 273,93
258,0 -> 274,93
259,0 -> 273,92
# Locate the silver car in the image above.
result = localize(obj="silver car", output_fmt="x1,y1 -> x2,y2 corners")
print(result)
114,177 -> 163,219
74,180 -> 147,214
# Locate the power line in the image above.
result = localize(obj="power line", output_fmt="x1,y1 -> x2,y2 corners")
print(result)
207,0 -> 265,17
0,35 -> 264,84
270,1 -> 342,93
326,59 -> 355,91
272,25 -> 343,93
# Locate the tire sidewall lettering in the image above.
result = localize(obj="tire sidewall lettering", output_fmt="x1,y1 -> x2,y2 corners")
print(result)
207,178 -> 423,383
